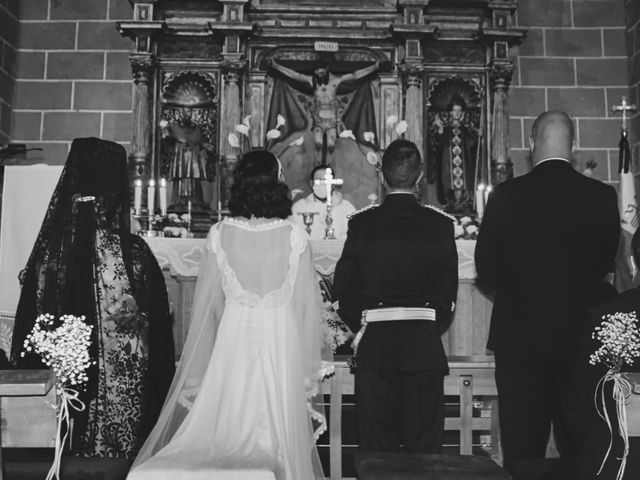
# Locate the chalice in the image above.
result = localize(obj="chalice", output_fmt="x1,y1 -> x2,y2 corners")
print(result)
299,212 -> 318,235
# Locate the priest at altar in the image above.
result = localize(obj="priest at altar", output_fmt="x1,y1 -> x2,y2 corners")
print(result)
291,165 -> 356,241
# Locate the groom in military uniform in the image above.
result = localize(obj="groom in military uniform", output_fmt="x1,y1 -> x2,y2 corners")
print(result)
333,139 -> 458,453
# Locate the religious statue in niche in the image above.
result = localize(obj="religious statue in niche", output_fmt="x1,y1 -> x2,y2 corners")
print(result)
426,77 -> 484,216
263,52 -> 383,210
160,71 -> 217,211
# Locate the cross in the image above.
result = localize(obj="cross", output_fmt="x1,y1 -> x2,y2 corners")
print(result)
612,96 -> 637,130
314,167 -> 343,207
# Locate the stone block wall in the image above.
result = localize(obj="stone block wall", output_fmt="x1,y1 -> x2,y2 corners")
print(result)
10,0 -> 133,164
627,0 -> 640,164
511,0 -> 628,187
0,0 -> 19,144
4,0 -> 637,180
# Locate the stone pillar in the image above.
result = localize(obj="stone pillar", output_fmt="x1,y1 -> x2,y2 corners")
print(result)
248,71 -> 267,148
379,73 -> 402,149
489,61 -> 514,185
130,53 -> 155,181
403,69 -> 424,156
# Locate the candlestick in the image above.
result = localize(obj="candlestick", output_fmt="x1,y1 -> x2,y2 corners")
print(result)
475,183 -> 485,220
134,179 -> 142,215
159,178 -> 167,216
484,185 -> 493,205
148,179 -> 155,216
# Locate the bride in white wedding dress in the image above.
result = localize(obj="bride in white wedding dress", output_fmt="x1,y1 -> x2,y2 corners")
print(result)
127,150 -> 330,480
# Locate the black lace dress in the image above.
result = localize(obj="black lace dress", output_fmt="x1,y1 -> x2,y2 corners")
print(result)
10,137 -> 175,459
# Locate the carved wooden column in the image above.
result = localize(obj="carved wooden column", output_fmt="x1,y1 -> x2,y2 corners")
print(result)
220,63 -> 244,160
403,68 -> 424,156
379,73 -> 403,149
489,61 -> 514,184
116,0 -> 163,184
130,53 -> 154,180
248,71 -> 267,148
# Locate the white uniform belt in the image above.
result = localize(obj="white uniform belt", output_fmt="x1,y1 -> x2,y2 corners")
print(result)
352,307 -> 436,354
363,307 -> 436,323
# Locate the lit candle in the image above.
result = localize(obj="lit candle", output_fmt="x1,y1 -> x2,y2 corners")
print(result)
134,179 -> 142,215
159,178 -> 167,216
484,185 -> 493,205
187,199 -> 192,219
147,179 -> 155,215
476,183 -> 485,220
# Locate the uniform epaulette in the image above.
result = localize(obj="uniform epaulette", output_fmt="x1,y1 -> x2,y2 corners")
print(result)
347,203 -> 378,220
422,204 -> 457,222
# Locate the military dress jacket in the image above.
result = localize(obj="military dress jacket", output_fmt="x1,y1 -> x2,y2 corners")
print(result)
333,193 -> 458,371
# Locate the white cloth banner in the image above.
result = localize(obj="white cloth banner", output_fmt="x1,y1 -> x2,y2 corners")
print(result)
0,165 -> 63,317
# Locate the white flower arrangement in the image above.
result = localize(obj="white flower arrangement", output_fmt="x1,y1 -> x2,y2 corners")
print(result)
590,312 -> 640,371
454,216 -> 481,240
590,311 -> 640,480
22,314 -> 94,480
320,300 -> 353,354
22,314 -> 93,391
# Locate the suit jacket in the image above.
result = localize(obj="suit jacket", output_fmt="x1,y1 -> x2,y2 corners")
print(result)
333,193 -> 458,371
475,160 -> 620,358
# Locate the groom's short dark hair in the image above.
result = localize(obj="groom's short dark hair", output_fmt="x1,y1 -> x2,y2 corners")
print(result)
382,139 -> 422,188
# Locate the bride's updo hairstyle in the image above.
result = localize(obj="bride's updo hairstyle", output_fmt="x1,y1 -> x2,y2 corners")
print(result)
228,149 -> 292,219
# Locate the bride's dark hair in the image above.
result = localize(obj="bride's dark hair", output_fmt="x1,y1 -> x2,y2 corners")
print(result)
228,150 -> 292,219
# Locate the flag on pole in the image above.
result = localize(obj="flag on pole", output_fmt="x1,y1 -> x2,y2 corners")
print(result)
613,128 -> 638,291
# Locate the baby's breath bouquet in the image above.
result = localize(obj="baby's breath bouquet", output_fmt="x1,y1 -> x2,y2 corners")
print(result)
22,313 -> 94,480
589,311 -> 640,480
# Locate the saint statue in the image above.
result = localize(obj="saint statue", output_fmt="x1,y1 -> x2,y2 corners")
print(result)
433,94 -> 479,215
267,58 -> 380,154
160,72 -> 217,210
166,107 -> 213,206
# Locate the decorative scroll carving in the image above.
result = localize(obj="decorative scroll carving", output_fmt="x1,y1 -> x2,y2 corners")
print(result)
159,39 -> 223,59
423,42 -> 486,65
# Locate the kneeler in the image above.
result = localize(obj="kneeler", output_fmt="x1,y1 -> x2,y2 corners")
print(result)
355,452 -> 511,480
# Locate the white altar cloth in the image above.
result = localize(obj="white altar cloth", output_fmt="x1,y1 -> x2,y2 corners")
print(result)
143,237 -> 478,279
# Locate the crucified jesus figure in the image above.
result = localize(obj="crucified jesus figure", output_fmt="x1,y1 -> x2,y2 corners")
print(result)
268,58 -> 380,155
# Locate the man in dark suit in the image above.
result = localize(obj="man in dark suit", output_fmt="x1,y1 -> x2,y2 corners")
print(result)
475,111 -> 620,476
333,139 -> 458,453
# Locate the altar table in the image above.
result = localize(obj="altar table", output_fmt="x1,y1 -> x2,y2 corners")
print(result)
143,237 -> 492,359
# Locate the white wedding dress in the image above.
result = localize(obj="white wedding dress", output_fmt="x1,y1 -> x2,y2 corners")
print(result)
127,218 -> 328,480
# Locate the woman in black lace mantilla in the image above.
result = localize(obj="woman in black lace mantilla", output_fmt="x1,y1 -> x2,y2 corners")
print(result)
10,137 -> 175,459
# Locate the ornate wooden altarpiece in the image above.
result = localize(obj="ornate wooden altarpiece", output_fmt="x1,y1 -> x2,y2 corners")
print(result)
117,0 -> 525,231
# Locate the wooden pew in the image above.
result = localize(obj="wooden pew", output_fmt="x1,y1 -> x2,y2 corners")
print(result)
322,355 -> 499,480
0,370 -> 57,479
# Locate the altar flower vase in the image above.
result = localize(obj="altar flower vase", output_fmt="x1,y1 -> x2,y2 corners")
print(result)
339,130 -> 355,140
227,133 -> 240,148
266,129 -> 282,140
363,131 -> 376,143
395,120 -> 408,135
289,136 -> 304,147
